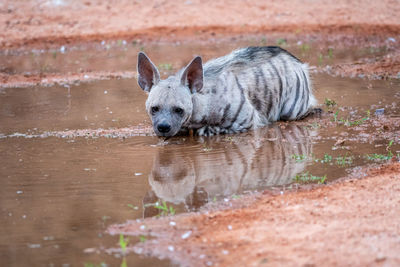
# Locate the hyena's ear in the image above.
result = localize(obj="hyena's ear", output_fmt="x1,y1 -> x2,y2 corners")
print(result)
137,52 -> 160,92
180,56 -> 203,93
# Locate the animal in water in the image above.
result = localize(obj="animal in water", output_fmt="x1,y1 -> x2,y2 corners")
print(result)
143,125 -> 315,213
137,46 -> 316,137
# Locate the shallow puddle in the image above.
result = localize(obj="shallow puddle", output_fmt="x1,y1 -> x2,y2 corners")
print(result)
0,78 -> 149,134
1,41 -> 399,266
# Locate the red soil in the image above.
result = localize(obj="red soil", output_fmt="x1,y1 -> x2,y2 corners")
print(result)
1,0 -> 400,49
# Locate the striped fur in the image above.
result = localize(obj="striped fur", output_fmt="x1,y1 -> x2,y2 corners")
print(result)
137,46 -> 316,137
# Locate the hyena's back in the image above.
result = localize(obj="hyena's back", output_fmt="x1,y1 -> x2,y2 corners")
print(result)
200,47 -> 316,131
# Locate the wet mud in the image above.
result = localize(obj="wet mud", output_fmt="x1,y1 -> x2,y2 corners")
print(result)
108,162 -> 400,267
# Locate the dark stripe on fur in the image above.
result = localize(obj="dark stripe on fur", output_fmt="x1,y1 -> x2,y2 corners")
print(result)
221,103 -> 231,124
270,63 -> 283,108
295,78 -> 306,118
265,90 -> 274,117
227,77 -> 246,129
286,72 -> 301,118
301,70 -> 310,115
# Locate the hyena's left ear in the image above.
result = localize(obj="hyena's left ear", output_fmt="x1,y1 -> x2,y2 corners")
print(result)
137,52 -> 160,92
180,56 -> 203,93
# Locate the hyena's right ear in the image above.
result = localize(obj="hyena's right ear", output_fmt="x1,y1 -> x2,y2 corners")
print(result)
137,52 -> 160,92
180,56 -> 203,93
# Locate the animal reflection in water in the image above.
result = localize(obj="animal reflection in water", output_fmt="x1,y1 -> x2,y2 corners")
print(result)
143,124 -> 315,217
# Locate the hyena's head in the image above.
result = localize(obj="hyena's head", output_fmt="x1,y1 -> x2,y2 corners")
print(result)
137,52 -> 203,137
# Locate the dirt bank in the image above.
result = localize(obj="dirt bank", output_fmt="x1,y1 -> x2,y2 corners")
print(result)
108,162 -> 400,267
316,49 -> 400,79
1,0 -> 400,49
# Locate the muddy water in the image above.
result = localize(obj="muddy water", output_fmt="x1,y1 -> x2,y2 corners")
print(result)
0,79 -> 149,134
1,42 -> 399,267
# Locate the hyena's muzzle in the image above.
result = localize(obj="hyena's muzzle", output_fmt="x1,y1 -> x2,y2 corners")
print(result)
152,116 -> 173,137
157,123 -> 171,134
151,108 -> 187,137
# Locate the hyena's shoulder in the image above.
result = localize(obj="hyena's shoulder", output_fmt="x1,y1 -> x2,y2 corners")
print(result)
203,46 -> 301,76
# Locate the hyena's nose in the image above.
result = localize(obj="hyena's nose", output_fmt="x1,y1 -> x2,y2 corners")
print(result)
157,123 -> 171,133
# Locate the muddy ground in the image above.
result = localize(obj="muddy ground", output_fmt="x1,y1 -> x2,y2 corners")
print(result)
1,0 -> 400,266
109,162 -> 400,266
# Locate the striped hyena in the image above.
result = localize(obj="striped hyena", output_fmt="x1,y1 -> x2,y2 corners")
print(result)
137,46 -> 316,137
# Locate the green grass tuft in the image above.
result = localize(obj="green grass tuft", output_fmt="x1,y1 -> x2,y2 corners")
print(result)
291,154 -> 307,162
293,172 -> 327,184
119,234 -> 129,254
366,140 -> 396,161
154,201 -> 175,216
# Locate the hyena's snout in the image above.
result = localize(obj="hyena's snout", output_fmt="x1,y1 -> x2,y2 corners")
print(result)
157,123 -> 171,134
154,119 -> 183,137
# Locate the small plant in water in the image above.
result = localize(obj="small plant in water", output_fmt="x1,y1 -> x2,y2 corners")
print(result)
154,201 -> 175,216
366,140 -> 395,161
84,263 -> 107,267
327,48 -> 334,59
335,153 -> 353,167
119,234 -> 129,254
139,235 -> 147,243
332,111 -> 339,122
333,110 -> 370,126
293,172 -> 327,184
291,154 -> 307,162
324,98 -> 337,108
321,153 -> 333,163
385,140 -> 394,155
366,153 -> 392,161
339,116 -> 369,126
118,234 -> 129,267
307,122 -> 320,129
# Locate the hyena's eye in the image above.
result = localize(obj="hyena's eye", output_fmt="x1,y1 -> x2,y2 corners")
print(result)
151,106 -> 160,114
173,107 -> 184,116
